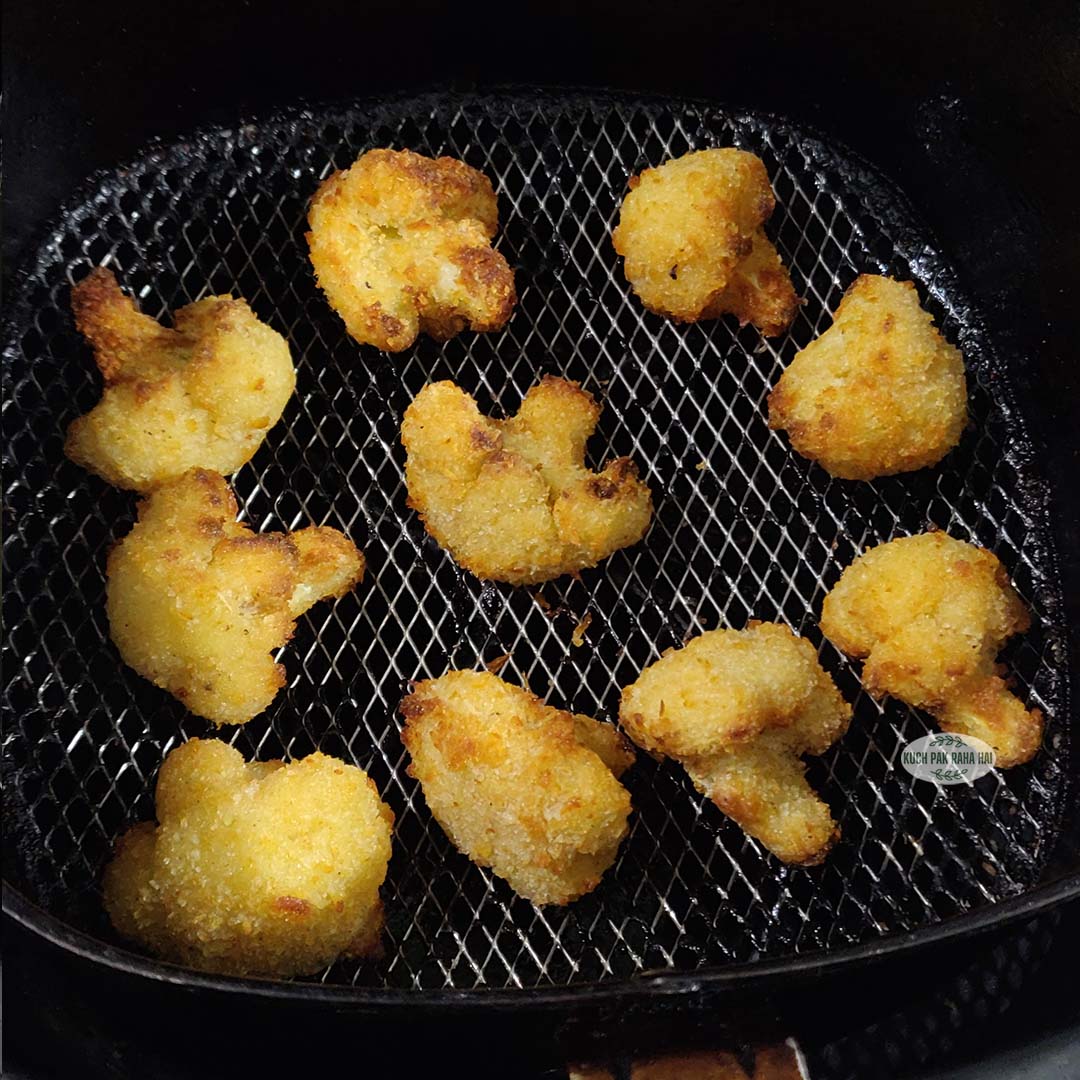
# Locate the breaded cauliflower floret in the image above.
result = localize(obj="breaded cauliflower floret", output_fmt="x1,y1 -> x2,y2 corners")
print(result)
307,148 -> 516,351
106,468 -> 364,725
768,275 -> 968,479
65,268 -> 295,491
612,148 -> 797,334
104,738 -> 393,976
401,670 -> 634,904
820,532 -> 1042,767
620,622 -> 851,864
401,376 -> 653,584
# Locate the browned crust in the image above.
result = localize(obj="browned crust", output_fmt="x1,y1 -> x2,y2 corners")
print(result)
765,383 -> 789,426
378,309 -> 407,341
713,784 -> 840,866
196,516 -> 225,539
367,148 -> 498,224
587,458 -> 641,501
537,372 -> 595,403
70,268 -> 165,381
419,311 -> 468,343
177,467 -> 234,510
452,246 -> 516,297
307,148 -> 514,351
272,895 -> 312,916
470,425 -> 501,451
399,693 -> 430,721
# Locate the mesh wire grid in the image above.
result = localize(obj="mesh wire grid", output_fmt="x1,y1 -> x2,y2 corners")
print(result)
2,90 -> 1073,994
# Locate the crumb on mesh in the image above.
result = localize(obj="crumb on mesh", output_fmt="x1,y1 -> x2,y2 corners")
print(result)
571,611 -> 593,647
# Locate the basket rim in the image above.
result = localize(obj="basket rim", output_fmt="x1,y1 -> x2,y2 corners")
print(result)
6,874 -> 1079,1007
3,83 -> 1076,1005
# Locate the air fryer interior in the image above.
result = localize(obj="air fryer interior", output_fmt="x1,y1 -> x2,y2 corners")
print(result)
2,91 -> 1074,992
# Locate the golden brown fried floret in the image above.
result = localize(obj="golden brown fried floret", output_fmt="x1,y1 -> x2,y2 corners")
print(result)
106,468 -> 364,725
612,148 -> 797,334
768,275 -> 968,479
704,228 -> 801,337
620,622 -> 851,864
820,532 -> 1042,767
401,670 -> 633,904
103,738 -> 393,976
307,148 -> 516,351
401,376 -> 653,584
65,268 -> 295,491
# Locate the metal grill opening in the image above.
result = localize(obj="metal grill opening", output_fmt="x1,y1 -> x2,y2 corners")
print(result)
1,90 -> 1072,992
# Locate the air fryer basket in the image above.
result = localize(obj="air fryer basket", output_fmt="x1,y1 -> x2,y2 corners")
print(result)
3,90 -> 1076,998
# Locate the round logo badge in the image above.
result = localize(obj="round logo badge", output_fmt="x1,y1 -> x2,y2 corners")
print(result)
900,732 -> 996,784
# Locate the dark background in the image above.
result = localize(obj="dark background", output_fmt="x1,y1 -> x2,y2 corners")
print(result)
4,2 -> 1079,1077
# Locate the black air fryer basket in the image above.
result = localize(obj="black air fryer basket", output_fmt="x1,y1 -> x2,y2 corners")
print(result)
3,90 -> 1078,1018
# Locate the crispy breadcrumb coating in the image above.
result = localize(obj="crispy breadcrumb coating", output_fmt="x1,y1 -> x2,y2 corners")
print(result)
612,148 -> 797,334
104,738 -> 393,976
106,469 -> 364,725
619,622 -> 851,864
768,275 -> 968,479
704,227 -> 800,337
65,268 -> 295,491
820,532 -> 1042,767
401,376 -> 653,584
401,670 -> 633,904
307,148 -> 516,351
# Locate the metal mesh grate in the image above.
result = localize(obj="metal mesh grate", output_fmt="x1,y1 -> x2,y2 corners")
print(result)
2,91 -> 1072,992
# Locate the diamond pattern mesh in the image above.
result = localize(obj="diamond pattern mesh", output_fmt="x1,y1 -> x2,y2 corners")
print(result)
2,92 -> 1072,993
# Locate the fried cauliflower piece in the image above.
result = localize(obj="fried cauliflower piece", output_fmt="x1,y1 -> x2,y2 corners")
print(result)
64,268 -> 295,491
401,376 -> 653,584
104,738 -> 393,977
612,148 -> 797,334
106,468 -> 364,725
820,532 -> 1042,767
619,622 -> 851,864
768,275 -> 968,479
307,148 -> 516,352
401,670 -> 634,904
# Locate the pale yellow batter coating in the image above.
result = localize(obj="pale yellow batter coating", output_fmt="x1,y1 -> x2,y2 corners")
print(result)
307,148 -> 515,351
65,268 -> 295,490
104,738 -> 393,977
401,670 -> 633,904
401,376 -> 653,584
612,148 -> 797,334
620,622 -> 850,864
769,275 -> 967,479
106,469 -> 363,725
821,532 -> 1042,766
